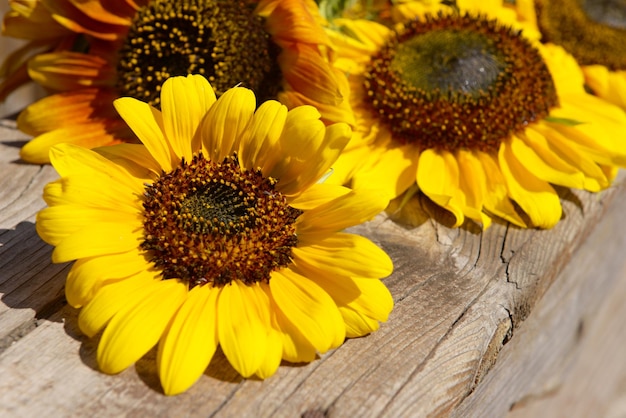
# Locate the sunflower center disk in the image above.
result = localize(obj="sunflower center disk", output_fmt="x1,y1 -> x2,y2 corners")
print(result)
536,0 -> 626,70
142,154 -> 302,287
364,13 -> 559,153
116,0 -> 282,107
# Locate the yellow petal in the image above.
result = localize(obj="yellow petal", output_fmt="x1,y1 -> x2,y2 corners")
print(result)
95,143 -> 160,179
200,87 -> 256,162
97,279 -> 188,374
475,152 -> 526,228
217,281 -> 268,377
417,149 -> 465,227
36,204 -> 140,248
158,285 -> 219,396
114,97 -> 176,172
288,183 -> 352,211
50,221 -> 143,263
78,272 -> 159,337
511,133 -> 585,189
457,150 -> 491,228
294,232 -> 393,279
65,248 -> 150,308
499,140 -> 562,228
296,188 -> 388,235
237,100 -> 287,172
271,108 -> 351,196
255,325 -> 283,380
160,75 -> 217,162
530,124 -> 609,192
20,121 -> 127,165
270,269 -> 345,354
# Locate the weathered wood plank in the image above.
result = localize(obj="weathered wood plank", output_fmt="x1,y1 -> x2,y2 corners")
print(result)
0,119 -> 624,417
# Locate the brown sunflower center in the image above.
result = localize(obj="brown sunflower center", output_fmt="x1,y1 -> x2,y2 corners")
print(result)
363,12 -> 558,153
141,153 -> 301,288
535,0 -> 626,70
116,0 -> 282,107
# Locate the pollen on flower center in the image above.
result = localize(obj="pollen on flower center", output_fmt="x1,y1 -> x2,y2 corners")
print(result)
535,0 -> 626,70
141,153 -> 302,287
116,0 -> 282,107
363,12 -> 558,152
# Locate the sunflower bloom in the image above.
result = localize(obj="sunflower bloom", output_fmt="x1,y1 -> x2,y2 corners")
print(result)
36,74 -> 393,395
509,0 -> 626,111
325,0 -> 626,229
1,0 -> 353,164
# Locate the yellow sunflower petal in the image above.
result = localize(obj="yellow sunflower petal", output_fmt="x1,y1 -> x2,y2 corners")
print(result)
158,285 -> 219,396
36,205 -> 140,248
200,87 -> 256,162
114,97 -> 176,172
255,323 -> 283,380
78,272 -> 159,337
48,143 -> 143,190
352,143 -> 421,200
294,232 -> 393,279
288,183 -> 352,211
237,100 -> 288,172
160,74 -> 217,162
583,65 -> 626,110
296,188 -> 388,235
97,279 -> 188,375
217,281 -> 268,378
417,149 -> 466,227
510,133 -> 585,189
475,152 -> 526,228
530,124 -> 609,192
270,106 -> 351,196
94,144 -> 160,179
270,269 -> 345,354
499,140 -> 562,229
65,248 -> 150,308
457,150 -> 491,228
291,261 -> 393,338
20,121 -> 127,165
50,221 -> 143,263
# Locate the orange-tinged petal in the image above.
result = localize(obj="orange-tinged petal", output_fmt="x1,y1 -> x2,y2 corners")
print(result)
97,279 -> 187,374
41,0 -> 129,41
217,281 -> 268,378
158,285 -> 219,396
28,52 -> 115,90
17,88 -> 120,136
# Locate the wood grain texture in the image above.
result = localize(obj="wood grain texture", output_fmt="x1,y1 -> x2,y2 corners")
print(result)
0,119 -> 624,417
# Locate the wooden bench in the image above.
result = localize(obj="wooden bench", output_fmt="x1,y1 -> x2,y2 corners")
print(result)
1,118 -> 625,417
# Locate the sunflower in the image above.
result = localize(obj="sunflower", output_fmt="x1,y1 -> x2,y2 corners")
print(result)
35,74 -> 393,395
1,0 -> 353,164
325,0 -> 626,229
510,0 -> 626,111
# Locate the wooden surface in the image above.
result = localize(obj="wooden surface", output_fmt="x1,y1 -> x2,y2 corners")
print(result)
1,117 -> 626,417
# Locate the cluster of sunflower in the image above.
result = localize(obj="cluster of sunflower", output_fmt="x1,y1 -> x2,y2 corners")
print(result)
1,0 -> 624,395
